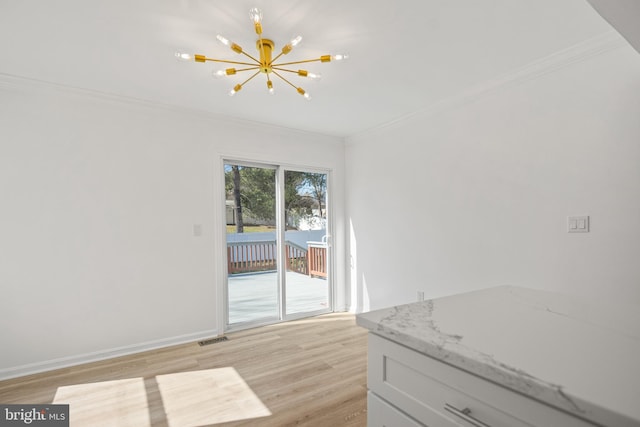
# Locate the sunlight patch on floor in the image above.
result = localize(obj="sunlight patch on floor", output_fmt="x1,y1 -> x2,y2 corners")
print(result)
51,368 -> 271,426
156,367 -> 271,427
53,377 -> 150,426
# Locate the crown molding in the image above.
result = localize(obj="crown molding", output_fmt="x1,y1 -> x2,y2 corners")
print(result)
1,30 -> 628,144
348,30 -> 628,141
0,72 -> 342,142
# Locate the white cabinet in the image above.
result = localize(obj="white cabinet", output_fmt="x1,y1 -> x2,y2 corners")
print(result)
368,391 -> 424,427
358,287 -> 640,426
367,334 -> 596,427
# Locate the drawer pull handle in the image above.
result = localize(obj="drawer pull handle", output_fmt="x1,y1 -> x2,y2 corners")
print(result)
444,403 -> 491,427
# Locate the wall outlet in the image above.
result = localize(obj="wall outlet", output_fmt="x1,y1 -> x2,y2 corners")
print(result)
568,216 -> 589,233
417,291 -> 425,302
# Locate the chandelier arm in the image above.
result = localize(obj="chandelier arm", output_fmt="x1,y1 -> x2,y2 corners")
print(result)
271,67 -> 304,74
205,58 -> 260,67
272,58 -> 323,67
239,71 -> 262,86
271,70 -> 299,90
270,51 -> 285,64
234,66 -> 262,72
240,51 -> 261,64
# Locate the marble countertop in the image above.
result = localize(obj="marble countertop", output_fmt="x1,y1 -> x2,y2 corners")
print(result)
356,286 -> 640,427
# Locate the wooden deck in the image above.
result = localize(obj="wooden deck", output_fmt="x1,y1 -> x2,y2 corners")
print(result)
228,271 -> 329,325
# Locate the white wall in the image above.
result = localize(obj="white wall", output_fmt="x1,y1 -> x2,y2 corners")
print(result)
346,44 -> 640,312
0,76 -> 345,379
586,0 -> 640,54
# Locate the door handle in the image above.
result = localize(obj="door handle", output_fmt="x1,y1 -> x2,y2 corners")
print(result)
444,403 -> 491,427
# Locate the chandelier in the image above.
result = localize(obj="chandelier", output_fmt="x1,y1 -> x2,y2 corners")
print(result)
176,8 -> 348,100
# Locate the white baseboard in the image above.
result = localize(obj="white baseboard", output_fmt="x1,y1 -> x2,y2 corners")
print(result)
0,329 -> 219,381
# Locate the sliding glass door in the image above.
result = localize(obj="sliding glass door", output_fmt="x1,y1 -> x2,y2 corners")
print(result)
224,161 -> 331,330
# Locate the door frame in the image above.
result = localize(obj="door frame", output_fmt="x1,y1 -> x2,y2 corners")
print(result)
216,156 -> 334,333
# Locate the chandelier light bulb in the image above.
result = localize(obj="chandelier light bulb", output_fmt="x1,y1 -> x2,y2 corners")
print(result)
216,35 -> 243,54
216,35 -> 230,46
297,70 -> 322,80
332,54 -> 349,61
297,87 -> 311,100
175,51 -> 193,62
229,83 -> 242,96
282,35 -> 303,55
249,8 -> 263,34
249,8 -> 263,23
267,80 -> 275,95
213,68 -> 237,78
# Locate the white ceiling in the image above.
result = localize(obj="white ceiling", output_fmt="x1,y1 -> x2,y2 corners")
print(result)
0,0 -> 623,137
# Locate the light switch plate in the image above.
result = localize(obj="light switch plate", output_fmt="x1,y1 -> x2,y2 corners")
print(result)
568,216 -> 589,233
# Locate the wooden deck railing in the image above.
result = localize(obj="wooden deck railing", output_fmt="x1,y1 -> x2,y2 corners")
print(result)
227,240 -> 308,275
285,242 -> 309,275
308,243 -> 328,278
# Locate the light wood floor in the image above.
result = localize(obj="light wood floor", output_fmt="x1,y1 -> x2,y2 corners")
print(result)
0,313 -> 368,426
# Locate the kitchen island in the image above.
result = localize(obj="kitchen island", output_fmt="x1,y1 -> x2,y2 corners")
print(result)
356,286 -> 640,427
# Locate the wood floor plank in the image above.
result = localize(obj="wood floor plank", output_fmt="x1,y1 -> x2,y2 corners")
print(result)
0,313 -> 368,426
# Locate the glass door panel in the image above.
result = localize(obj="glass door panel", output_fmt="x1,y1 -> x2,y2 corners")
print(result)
284,170 -> 330,316
225,163 -> 278,325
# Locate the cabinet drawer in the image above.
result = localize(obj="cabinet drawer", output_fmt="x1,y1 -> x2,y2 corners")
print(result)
368,334 -> 596,427
368,391 -> 428,427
